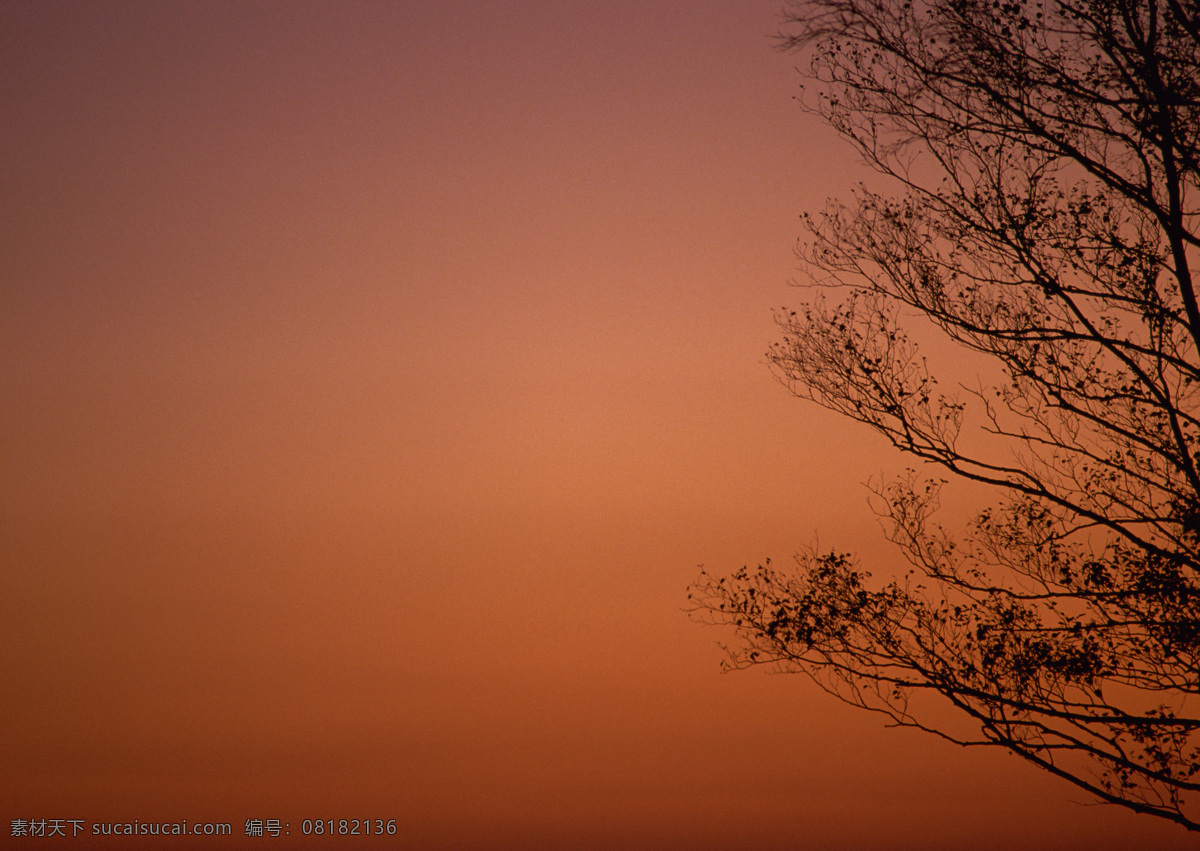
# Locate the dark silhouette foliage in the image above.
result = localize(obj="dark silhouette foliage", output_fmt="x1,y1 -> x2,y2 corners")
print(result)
689,0 -> 1200,829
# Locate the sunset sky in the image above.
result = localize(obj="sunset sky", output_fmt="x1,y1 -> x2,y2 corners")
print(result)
2,2 -> 1193,848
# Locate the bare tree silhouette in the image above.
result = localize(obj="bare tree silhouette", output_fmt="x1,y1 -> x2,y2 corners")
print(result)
690,0 -> 1199,830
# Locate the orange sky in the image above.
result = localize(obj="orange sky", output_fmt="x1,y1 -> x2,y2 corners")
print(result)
1,2 -> 1193,848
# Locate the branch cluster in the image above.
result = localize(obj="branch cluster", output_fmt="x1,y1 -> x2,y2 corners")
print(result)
693,0 -> 1200,829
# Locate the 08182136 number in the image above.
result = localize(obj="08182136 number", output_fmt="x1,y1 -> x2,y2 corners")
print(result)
300,819 -> 396,836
